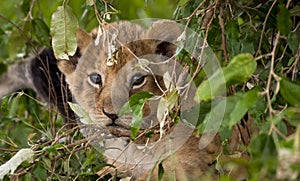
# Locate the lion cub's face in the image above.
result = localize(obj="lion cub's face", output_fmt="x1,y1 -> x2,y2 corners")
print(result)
59,21 -> 181,138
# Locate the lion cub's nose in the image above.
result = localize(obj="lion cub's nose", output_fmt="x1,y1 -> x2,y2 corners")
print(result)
102,109 -> 118,123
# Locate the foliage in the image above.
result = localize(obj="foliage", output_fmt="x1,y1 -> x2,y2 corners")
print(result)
0,0 -> 300,180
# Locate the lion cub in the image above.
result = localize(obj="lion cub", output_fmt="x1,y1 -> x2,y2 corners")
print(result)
0,20 -> 223,180
57,20 -> 222,180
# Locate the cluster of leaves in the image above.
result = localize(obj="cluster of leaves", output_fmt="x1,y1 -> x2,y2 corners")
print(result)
0,92 -> 109,180
0,0 -> 299,180
173,0 -> 300,180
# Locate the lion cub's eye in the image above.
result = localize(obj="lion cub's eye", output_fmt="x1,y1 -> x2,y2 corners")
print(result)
131,74 -> 147,89
88,73 -> 102,88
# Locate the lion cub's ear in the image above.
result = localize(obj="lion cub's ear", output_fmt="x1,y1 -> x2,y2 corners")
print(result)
58,28 -> 92,75
147,20 -> 182,42
76,28 -> 93,53
147,20 -> 182,57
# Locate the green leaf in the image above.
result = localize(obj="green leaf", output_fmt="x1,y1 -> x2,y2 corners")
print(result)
129,91 -> 154,108
225,20 -> 240,40
177,0 -> 189,6
249,133 -> 277,161
156,89 -> 178,125
224,53 -> 256,85
130,108 -> 144,139
86,0 -> 93,6
199,89 -> 259,138
287,32 -> 299,54
32,18 -> 50,46
290,5 -> 300,16
227,89 -> 259,127
68,102 -> 93,124
198,98 -> 226,133
277,4 -> 292,35
23,20 -> 32,39
247,133 -> 278,178
165,89 -> 179,111
118,101 -> 132,117
287,57 -> 295,66
196,53 -> 256,102
157,97 -> 167,122
0,28 -> 4,35
226,20 -> 241,57
41,157 -> 52,170
195,68 -> 225,102
282,107 -> 300,127
128,92 -> 154,140
33,162 -> 47,180
158,162 -> 164,181
50,5 -> 78,60
42,145 -> 58,154
280,78 -> 300,107
8,29 -> 26,61
0,62 -> 7,76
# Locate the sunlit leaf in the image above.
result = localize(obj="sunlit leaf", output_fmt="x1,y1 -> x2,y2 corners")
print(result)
287,57 -> 295,66
156,89 -> 178,134
127,92 -> 154,140
224,53 -> 256,85
165,89 -> 178,111
196,53 -> 256,102
157,97 -> 167,122
130,109 -> 144,140
129,91 -> 154,108
50,5 -> 78,60
195,68 -> 225,102
86,0 -> 93,6
163,72 -> 172,90
68,102 -> 93,124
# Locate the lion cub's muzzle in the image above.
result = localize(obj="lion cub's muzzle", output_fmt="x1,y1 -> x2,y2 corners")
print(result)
102,109 -> 133,138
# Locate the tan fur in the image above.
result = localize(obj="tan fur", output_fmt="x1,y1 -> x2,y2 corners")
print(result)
58,21 -> 226,180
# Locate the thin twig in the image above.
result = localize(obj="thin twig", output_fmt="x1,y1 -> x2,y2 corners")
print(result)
256,0 -> 278,57
266,32 -> 281,135
219,4 -> 229,64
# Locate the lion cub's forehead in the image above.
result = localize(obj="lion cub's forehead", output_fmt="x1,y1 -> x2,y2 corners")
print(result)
91,22 -> 160,72
108,39 -> 159,72
80,21 -> 178,78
